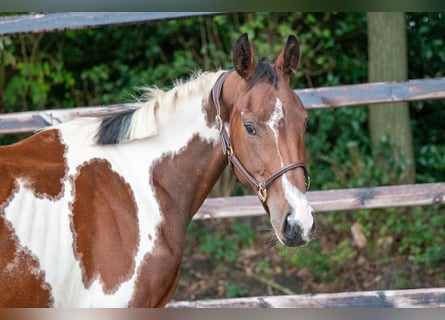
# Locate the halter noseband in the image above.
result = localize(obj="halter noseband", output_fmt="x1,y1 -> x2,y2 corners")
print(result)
211,70 -> 311,203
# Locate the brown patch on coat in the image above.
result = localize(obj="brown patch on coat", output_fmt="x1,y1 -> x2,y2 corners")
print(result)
71,158 -> 139,294
0,216 -> 53,307
130,135 -> 226,307
128,242 -> 182,308
0,129 -> 67,207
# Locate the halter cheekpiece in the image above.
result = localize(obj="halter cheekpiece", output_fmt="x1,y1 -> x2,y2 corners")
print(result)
211,70 -> 311,203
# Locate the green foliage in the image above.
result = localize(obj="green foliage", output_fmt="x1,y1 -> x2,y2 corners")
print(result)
407,13 -> 445,183
280,242 -> 333,280
223,281 -> 249,298
188,220 -> 254,263
0,34 -> 75,112
278,137 -> 445,288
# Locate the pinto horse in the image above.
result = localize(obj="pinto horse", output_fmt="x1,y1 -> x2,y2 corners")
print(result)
0,34 -> 315,307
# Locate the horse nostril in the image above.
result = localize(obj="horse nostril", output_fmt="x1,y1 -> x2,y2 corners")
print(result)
282,212 -> 310,247
283,212 -> 301,238
283,212 -> 291,236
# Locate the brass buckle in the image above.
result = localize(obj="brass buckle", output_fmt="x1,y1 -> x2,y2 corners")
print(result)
257,185 -> 267,203
215,115 -> 223,133
305,175 -> 311,191
226,145 -> 234,156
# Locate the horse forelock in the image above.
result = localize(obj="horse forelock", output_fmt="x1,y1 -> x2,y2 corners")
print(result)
247,59 -> 278,90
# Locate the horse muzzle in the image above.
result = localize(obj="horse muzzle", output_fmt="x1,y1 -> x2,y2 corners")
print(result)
281,209 -> 316,246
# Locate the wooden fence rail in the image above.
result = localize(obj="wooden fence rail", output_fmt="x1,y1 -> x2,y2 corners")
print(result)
296,77 -> 445,109
1,77 -> 445,134
0,12 -> 219,36
194,182 -> 445,220
167,287 -> 445,308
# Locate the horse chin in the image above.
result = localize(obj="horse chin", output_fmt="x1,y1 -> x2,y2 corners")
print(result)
273,227 -> 314,248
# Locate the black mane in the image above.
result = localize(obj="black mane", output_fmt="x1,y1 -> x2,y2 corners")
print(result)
96,108 -> 136,145
247,59 -> 277,90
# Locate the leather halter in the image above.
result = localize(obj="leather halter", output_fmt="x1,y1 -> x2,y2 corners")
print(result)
211,70 -> 311,203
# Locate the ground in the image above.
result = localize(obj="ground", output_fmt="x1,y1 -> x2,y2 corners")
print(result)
171,215 -> 445,303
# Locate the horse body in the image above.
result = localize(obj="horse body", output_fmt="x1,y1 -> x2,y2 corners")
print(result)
1,72 -> 225,307
0,34 -> 315,307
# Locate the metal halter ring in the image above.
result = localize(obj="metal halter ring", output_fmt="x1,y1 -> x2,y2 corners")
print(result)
305,175 -> 311,191
257,185 -> 268,203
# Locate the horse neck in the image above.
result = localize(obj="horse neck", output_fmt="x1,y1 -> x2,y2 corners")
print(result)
149,72 -> 234,227
150,135 -> 227,226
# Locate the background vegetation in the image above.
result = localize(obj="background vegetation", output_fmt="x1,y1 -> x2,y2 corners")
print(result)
1,12 -> 444,298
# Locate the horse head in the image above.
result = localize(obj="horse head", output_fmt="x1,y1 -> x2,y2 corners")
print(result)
217,33 -> 315,247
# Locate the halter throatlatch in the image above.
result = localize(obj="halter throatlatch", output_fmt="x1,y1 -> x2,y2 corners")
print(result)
211,70 -> 310,203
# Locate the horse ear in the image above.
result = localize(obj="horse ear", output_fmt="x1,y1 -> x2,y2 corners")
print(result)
275,35 -> 300,77
232,33 -> 256,80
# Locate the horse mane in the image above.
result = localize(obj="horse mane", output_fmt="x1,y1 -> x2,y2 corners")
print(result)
93,71 -> 225,145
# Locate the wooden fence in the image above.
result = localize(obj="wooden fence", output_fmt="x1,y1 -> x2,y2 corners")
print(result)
1,12 -> 445,308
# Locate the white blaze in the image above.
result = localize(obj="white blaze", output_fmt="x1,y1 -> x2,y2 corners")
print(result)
266,98 -> 314,241
282,175 -> 314,241
266,98 -> 285,166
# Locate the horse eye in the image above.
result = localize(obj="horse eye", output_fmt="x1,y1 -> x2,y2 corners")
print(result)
244,123 -> 257,135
